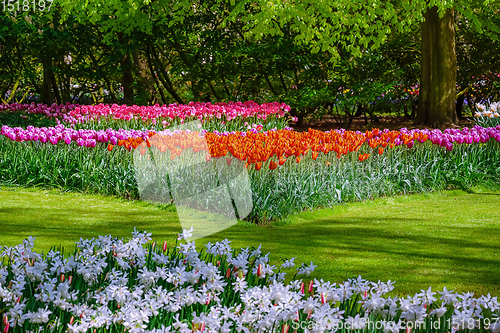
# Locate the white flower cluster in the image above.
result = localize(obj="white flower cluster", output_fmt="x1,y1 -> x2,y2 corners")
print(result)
0,229 -> 499,333
475,102 -> 500,118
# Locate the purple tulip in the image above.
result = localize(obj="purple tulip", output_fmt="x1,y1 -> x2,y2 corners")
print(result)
76,138 -> 84,146
86,139 -> 96,148
49,136 -> 58,145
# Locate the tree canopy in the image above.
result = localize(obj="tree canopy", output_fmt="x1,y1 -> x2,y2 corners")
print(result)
1,0 -> 500,127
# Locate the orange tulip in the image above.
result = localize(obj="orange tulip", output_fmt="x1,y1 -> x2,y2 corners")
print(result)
378,147 -> 384,155
269,160 -> 278,170
255,161 -> 262,170
107,144 -> 113,151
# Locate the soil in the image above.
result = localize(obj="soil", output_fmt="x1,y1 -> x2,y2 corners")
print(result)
290,114 -> 476,132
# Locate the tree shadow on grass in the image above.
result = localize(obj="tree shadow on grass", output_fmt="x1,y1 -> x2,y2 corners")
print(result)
207,216 -> 500,293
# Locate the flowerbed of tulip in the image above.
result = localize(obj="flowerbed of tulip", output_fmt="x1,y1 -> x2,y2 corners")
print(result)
1,229 -> 499,333
1,122 -> 499,222
0,102 -> 292,133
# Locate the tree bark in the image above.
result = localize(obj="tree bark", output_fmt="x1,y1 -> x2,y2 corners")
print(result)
41,57 -> 53,105
121,52 -> 135,104
133,51 -> 154,104
415,6 -> 458,128
118,33 -> 135,105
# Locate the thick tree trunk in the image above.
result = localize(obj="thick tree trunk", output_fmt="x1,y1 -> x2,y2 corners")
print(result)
118,33 -> 135,105
41,57 -> 53,105
133,51 -> 154,104
415,6 -> 458,128
121,52 -> 134,104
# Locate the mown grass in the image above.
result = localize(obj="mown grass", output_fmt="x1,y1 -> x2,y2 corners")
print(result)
0,185 -> 499,296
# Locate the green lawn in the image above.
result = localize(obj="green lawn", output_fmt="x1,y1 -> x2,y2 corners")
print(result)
1,185 -> 499,296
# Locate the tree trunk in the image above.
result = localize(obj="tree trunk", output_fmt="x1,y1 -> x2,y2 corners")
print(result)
50,67 -> 61,105
41,57 -> 53,105
121,52 -> 134,104
118,33 -> 134,105
133,51 -> 154,104
456,94 -> 465,118
415,6 -> 458,128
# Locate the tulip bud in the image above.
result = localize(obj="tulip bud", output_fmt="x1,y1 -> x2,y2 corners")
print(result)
306,309 -> 312,320
308,280 -> 314,293
162,241 -> 167,252
226,268 -> 231,279
300,282 -> 305,294
256,264 -> 262,277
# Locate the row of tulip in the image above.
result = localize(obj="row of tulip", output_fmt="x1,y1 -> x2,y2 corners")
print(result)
2,124 -> 500,166
0,229 -> 499,333
1,122 -> 499,222
0,102 -> 293,132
